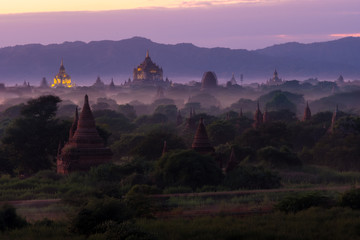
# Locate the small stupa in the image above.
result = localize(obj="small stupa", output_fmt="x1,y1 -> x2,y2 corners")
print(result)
253,102 -> 263,128
192,118 -> 214,154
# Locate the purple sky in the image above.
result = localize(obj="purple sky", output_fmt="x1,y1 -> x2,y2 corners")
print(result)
0,0 -> 359,50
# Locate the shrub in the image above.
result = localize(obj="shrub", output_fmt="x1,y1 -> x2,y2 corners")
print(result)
0,204 -> 27,231
155,150 -> 223,190
124,185 -> 161,218
103,221 -> 157,240
70,198 -> 133,235
223,166 -> 281,190
276,192 -> 333,213
163,186 -> 193,194
257,146 -> 302,169
340,188 -> 360,209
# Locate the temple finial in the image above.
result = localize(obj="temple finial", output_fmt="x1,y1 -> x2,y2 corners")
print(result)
146,50 -> 149,58
61,58 -> 64,67
84,94 -> 89,105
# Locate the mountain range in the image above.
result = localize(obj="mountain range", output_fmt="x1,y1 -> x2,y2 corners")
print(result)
0,37 -> 359,85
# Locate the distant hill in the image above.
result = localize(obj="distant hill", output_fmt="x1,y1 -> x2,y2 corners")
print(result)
0,37 -> 359,85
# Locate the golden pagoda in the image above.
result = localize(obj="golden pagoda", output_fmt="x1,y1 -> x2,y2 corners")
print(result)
133,50 -> 163,84
52,59 -> 74,88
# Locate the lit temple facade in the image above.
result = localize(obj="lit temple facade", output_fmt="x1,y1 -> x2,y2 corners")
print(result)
132,50 -> 164,85
52,59 -> 74,88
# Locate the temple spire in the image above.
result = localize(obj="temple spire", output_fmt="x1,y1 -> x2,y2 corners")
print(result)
225,148 -> 238,173
146,50 -> 149,58
253,101 -> 263,128
302,101 -> 311,121
192,118 -> 214,154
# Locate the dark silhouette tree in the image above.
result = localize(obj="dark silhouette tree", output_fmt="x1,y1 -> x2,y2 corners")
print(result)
1,95 -> 66,174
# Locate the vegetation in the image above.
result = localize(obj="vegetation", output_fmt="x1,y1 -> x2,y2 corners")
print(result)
1,86 -> 360,239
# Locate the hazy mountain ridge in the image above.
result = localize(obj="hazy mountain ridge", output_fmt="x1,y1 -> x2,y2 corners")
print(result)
0,36 -> 359,84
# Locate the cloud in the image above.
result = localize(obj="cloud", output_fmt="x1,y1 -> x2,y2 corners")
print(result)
177,0 -> 273,8
330,33 -> 360,37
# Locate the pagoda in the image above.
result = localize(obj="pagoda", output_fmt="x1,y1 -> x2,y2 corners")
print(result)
57,95 -> 112,174
133,50 -> 163,85
52,59 -> 74,88
267,69 -> 283,85
192,118 -> 214,154
302,102 -> 312,121
253,102 -> 263,128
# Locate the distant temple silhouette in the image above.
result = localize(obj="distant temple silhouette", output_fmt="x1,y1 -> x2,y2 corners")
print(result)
267,69 -> 283,85
302,102 -> 312,121
52,59 -> 74,88
201,71 -> 218,90
253,102 -> 263,128
57,95 -> 112,174
132,50 -> 164,86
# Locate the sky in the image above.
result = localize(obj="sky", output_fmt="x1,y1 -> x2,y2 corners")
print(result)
0,0 -> 359,50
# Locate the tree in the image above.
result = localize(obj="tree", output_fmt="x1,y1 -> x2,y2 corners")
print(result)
207,120 -> 236,146
1,95 -> 65,174
265,92 -> 297,113
132,128 -> 187,160
257,146 -> 302,169
155,149 -> 223,189
154,104 -> 178,122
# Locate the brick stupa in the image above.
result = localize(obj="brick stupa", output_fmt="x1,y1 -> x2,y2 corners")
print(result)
57,95 -> 112,174
253,102 -> 263,128
302,101 -> 312,121
192,118 -> 214,154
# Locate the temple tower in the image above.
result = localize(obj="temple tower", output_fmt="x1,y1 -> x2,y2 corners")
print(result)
225,148 -> 238,173
192,118 -> 214,154
302,102 -> 312,121
253,102 -> 263,128
52,59 -> 74,88
57,95 -> 112,174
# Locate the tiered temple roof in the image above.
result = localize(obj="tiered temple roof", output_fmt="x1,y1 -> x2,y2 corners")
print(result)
57,95 -> 112,174
133,50 -> 163,83
192,118 -> 214,154
267,69 -> 283,85
52,59 -> 74,88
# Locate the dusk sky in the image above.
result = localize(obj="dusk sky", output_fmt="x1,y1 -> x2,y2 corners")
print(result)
0,0 -> 359,50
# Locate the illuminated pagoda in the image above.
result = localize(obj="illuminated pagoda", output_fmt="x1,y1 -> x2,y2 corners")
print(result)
57,95 -> 112,174
52,59 -> 74,88
132,50 -> 164,86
